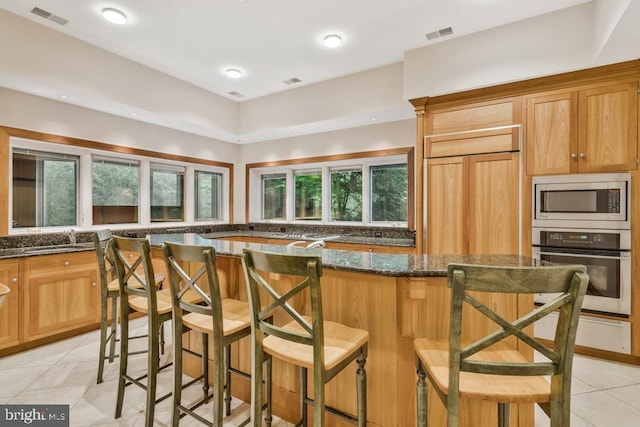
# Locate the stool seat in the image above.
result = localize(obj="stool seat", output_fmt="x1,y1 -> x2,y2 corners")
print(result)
265,319 -> 369,371
183,299 -> 251,336
414,339 -> 551,403
128,287 -> 201,315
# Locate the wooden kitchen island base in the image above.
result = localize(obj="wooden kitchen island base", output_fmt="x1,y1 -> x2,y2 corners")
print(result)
179,255 -> 535,427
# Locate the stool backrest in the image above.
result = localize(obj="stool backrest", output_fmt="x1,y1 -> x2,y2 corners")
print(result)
241,248 -> 324,359
446,263 -> 589,417
92,229 -> 115,294
163,242 -> 223,340
110,236 -> 158,309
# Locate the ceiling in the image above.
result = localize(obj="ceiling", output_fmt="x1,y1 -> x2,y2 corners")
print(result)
0,0 -> 593,142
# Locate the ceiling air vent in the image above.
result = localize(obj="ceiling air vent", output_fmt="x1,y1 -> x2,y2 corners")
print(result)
30,7 -> 68,26
283,77 -> 301,85
425,26 -> 453,41
228,91 -> 245,98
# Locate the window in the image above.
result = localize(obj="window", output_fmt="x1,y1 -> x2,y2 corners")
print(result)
195,170 -> 222,221
248,150 -> 412,227
370,164 -> 408,222
92,156 -> 139,225
151,164 -> 185,222
12,149 -> 78,228
262,174 -> 286,220
294,169 -> 322,221
330,167 -> 362,222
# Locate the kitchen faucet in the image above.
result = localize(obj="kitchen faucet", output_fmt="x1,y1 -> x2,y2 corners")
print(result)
65,229 -> 76,245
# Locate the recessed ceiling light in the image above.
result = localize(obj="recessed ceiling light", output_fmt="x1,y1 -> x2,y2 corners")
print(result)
225,68 -> 242,79
323,34 -> 342,48
102,8 -> 127,25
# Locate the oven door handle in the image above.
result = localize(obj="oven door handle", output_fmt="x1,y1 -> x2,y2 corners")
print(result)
535,251 -> 629,260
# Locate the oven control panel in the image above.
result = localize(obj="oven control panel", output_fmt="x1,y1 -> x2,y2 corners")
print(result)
539,231 -> 620,250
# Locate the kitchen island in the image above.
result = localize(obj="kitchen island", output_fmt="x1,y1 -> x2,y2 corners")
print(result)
149,233 -> 540,427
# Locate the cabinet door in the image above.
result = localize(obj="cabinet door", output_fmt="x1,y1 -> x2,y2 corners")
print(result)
525,92 -> 577,175
468,153 -> 520,255
578,82 -> 638,172
426,157 -> 467,254
0,260 -> 20,349
25,253 -> 98,340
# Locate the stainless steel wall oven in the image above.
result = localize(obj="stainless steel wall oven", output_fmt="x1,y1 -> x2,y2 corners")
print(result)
532,228 -> 631,316
531,173 -> 632,353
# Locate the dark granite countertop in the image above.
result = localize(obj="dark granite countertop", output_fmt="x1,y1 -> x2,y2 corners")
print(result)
198,230 -> 415,247
0,243 -> 94,259
150,233 -> 540,278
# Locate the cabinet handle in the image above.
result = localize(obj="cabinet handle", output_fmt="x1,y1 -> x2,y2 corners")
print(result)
91,282 -> 97,287
570,153 -> 578,159
64,261 -> 70,266
12,277 -> 18,283
579,152 -> 586,158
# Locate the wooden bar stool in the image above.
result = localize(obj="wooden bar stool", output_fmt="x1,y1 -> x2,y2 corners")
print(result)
163,242 -> 267,426
242,248 -> 369,427
110,236 -> 199,427
92,230 -> 165,384
414,263 -> 589,427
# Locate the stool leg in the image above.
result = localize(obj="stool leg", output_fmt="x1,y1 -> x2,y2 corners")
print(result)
224,344 -> 232,415
265,357 -> 272,427
212,335 -> 223,427
97,293 -> 109,384
144,317 -> 161,427
202,332 -> 210,400
356,354 -> 367,427
498,403 -> 510,427
416,357 -> 427,427
108,294 -> 118,363
300,367 -> 308,426
171,316 -> 184,427
251,341 -> 265,426
115,302 -> 129,419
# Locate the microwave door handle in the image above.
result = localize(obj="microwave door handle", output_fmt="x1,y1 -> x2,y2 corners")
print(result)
537,251 -> 627,260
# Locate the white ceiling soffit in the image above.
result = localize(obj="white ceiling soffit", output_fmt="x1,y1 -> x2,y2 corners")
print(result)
0,0 -> 604,143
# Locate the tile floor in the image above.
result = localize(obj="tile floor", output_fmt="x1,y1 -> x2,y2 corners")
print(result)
1,318 -> 639,426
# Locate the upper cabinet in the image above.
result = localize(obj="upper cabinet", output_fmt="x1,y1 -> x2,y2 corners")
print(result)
424,97 -> 522,158
526,81 -> 638,175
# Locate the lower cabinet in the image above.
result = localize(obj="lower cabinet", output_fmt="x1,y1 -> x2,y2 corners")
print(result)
0,259 -> 20,349
24,252 -> 99,341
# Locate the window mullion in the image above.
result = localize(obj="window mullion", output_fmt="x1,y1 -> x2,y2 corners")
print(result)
362,162 -> 371,224
139,161 -> 151,225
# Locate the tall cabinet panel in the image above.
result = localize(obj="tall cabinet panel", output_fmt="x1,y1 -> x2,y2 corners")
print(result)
426,152 -> 520,255
426,157 -> 466,254
468,153 -> 520,255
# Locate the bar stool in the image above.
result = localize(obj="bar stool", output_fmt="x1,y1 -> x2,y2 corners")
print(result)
163,242 -> 268,426
92,230 -> 165,384
241,248 -> 369,427
414,263 -> 589,427
110,236 -> 200,427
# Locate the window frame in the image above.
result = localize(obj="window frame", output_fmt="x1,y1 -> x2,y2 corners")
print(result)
8,135 -> 232,234
246,148 -> 414,228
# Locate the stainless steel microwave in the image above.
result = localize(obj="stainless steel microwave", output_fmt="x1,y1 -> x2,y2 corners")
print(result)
532,173 -> 631,229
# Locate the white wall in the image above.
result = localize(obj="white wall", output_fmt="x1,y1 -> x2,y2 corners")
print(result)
0,9 -> 238,137
403,3 -> 596,99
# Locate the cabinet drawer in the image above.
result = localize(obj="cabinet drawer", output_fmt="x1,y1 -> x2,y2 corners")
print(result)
27,251 -> 97,277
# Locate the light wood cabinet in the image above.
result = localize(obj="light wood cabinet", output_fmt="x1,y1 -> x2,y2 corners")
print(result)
526,81 -> 638,175
0,259 -> 20,349
24,252 -> 99,341
425,97 -> 521,158
426,152 -> 520,255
